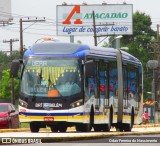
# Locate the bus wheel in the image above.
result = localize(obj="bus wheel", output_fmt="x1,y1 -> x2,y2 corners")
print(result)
103,109 -> 112,132
116,123 -> 124,132
94,124 -> 102,132
82,123 -> 91,132
102,124 -> 110,132
30,122 -> 40,133
81,108 -> 94,132
124,112 -> 134,132
75,124 -> 89,132
50,126 -> 58,132
75,124 -> 83,132
123,124 -> 132,132
59,125 -> 67,132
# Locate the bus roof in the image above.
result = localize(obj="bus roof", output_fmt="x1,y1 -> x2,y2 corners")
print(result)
25,42 -> 89,55
24,42 -> 141,65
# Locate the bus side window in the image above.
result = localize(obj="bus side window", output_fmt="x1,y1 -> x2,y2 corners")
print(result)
127,65 -> 138,99
99,61 -> 108,99
123,66 -> 128,100
109,61 -> 118,98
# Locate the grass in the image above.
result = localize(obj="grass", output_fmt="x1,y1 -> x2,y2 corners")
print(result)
20,123 -> 30,128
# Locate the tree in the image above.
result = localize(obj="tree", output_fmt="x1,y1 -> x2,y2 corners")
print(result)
0,51 -> 10,71
0,69 -> 19,99
103,11 -> 156,100
121,11 -> 156,99
0,70 -> 11,98
0,51 -> 20,99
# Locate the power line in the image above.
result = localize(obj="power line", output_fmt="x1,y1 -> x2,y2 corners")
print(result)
19,17 -> 46,58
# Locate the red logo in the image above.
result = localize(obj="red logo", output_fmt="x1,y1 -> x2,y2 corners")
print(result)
20,109 -> 26,112
63,5 -> 82,25
44,117 -> 54,121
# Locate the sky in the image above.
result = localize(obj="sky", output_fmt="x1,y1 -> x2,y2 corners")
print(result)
0,0 -> 160,52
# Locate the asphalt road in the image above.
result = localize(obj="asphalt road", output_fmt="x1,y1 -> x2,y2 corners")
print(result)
1,135 -> 160,146
0,126 -> 160,145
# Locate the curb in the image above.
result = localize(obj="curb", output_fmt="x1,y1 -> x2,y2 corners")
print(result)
133,124 -> 160,128
31,130 -> 160,143
0,127 -> 160,143
0,124 -> 160,133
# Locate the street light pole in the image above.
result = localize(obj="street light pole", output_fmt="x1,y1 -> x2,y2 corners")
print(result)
147,60 -> 159,123
152,69 -> 156,123
116,35 -> 123,49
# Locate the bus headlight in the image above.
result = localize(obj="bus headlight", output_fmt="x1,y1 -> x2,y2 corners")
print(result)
70,99 -> 83,108
19,99 -> 28,108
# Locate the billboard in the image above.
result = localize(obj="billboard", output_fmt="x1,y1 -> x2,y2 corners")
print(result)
56,4 -> 133,36
0,0 -> 12,22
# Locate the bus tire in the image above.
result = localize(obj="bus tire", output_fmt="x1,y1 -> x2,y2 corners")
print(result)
106,108 -> 112,131
30,122 -> 39,133
75,124 -> 90,132
94,124 -> 102,132
116,123 -> 124,132
101,107 -> 112,132
59,125 -> 67,132
75,124 -> 83,132
51,126 -> 58,132
124,109 -> 134,132
79,108 -> 94,132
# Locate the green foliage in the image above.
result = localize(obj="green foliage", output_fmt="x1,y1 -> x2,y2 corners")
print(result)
0,51 -> 20,99
0,69 -> 20,99
0,70 -> 11,98
121,11 -> 156,99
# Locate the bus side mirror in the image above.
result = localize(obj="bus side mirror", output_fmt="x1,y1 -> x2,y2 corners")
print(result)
10,60 -> 20,78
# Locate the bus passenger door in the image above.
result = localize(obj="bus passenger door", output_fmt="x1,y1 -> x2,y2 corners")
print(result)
99,61 -> 110,115
123,66 -> 128,109
84,60 -> 97,106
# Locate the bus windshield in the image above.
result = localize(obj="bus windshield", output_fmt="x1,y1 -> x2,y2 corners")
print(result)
20,58 -> 81,97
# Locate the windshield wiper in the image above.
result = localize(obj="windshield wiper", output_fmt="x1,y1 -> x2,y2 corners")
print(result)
32,94 -> 36,102
38,68 -> 43,84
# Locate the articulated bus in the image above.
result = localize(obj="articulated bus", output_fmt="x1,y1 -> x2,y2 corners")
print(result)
11,41 -> 143,132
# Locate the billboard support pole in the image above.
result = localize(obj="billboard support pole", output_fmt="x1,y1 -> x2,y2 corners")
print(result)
92,11 -> 97,46
70,35 -> 74,43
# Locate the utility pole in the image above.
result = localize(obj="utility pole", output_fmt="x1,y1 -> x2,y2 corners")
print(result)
3,38 -> 19,105
92,11 -> 114,46
20,18 -> 23,59
155,24 -> 160,123
157,24 -> 159,41
93,11 -> 97,46
3,39 -> 19,56
20,17 -> 45,58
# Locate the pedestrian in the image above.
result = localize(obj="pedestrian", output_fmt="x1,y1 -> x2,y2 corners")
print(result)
142,111 -> 149,124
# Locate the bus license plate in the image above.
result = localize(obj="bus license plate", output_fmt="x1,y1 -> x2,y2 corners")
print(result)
44,117 -> 54,121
